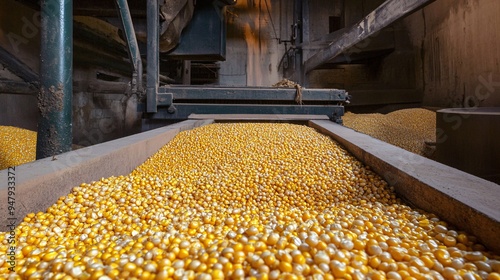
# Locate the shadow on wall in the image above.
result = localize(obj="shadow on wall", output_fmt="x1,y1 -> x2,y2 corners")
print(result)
73,92 -> 142,147
0,94 -> 38,131
405,0 -> 500,107
0,91 -> 142,148
435,107 -> 500,184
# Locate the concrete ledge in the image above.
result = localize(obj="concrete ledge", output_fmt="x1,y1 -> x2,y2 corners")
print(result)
310,120 -> 500,254
0,119 -> 213,231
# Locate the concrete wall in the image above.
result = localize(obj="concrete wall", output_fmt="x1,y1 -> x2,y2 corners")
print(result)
0,0 -> 40,72
0,0 -> 41,131
0,94 -> 38,131
73,92 -> 142,147
0,91 -> 142,146
404,0 -> 500,108
307,44 -> 418,92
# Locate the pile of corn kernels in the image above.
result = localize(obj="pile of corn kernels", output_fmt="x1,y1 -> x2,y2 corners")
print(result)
0,126 -> 37,170
342,109 -> 436,156
0,123 -> 498,280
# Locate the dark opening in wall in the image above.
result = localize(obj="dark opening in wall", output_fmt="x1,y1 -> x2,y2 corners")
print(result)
96,72 -> 120,82
191,62 -> 219,85
329,16 -> 342,33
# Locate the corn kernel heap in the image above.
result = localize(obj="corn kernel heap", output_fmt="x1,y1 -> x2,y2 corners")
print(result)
1,123 -> 499,280
342,109 -> 436,156
0,126 -> 37,170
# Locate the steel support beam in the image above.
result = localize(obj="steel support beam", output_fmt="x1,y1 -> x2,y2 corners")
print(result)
0,46 -> 39,86
36,0 -> 73,159
303,0 -> 436,74
149,104 -> 344,122
146,0 -> 159,113
115,0 -> 143,93
156,86 -> 347,104
0,81 -> 38,95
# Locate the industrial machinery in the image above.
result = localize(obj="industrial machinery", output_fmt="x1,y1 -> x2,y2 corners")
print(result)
137,0 -> 349,122
112,0 -> 434,124
104,0 -> 349,123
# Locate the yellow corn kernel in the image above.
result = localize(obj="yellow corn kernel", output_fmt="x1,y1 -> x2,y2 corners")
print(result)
342,108 -> 436,156
0,123 -> 498,280
0,126 -> 37,169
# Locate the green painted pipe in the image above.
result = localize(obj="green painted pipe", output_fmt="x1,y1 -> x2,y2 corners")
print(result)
36,0 -> 73,159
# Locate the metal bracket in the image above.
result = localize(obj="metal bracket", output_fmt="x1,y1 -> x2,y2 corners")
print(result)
157,94 -> 173,107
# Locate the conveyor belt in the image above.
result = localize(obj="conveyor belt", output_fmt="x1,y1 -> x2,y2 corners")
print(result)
1,116 -> 499,258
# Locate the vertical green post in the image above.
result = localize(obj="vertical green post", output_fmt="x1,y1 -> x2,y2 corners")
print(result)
36,0 -> 73,159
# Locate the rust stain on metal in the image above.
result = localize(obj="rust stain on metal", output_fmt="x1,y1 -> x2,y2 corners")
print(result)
37,87 -> 47,117
38,83 -> 65,117
48,125 -> 61,156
